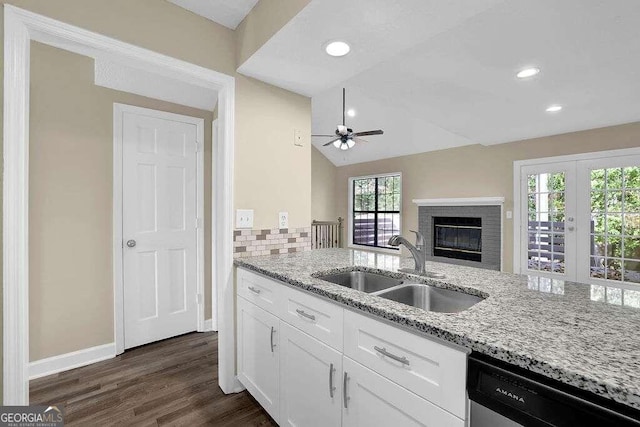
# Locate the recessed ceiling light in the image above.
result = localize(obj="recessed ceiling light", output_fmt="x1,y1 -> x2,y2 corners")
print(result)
346,108 -> 356,117
516,67 -> 540,79
325,41 -> 350,57
546,105 -> 563,112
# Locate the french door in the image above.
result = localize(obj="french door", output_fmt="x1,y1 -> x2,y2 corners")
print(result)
517,151 -> 640,288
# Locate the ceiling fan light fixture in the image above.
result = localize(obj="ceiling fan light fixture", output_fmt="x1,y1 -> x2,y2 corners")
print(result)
333,139 -> 342,148
516,67 -> 540,79
325,41 -> 350,57
340,142 -> 349,150
346,139 -> 355,149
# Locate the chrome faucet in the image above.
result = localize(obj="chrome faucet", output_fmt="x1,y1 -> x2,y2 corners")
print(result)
388,230 -> 426,274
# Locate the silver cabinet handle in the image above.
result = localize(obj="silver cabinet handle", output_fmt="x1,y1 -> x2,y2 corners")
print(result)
270,326 -> 275,352
374,346 -> 410,366
343,372 -> 349,409
248,286 -> 261,294
329,363 -> 335,398
126,239 -> 136,248
296,308 -> 316,321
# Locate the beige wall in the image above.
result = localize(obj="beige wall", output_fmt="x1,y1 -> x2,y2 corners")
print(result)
336,122 -> 640,272
29,42 -> 216,361
236,0 -> 310,66
0,0 -> 313,394
235,74 -> 311,229
311,146 -> 338,221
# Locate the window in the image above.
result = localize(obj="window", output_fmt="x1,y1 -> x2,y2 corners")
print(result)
350,174 -> 401,250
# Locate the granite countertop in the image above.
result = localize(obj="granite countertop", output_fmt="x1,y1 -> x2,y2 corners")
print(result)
234,248 -> 640,412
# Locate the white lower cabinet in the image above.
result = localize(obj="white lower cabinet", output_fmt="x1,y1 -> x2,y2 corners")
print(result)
279,322 -> 343,427
237,296 -> 280,422
342,357 -> 464,427
236,268 -> 468,427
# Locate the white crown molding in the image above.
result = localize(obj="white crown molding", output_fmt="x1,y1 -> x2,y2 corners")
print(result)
3,5 -> 238,404
29,343 -> 116,380
412,197 -> 505,206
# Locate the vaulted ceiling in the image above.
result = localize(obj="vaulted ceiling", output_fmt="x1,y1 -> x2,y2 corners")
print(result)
168,0 -> 259,29
178,0 -> 640,166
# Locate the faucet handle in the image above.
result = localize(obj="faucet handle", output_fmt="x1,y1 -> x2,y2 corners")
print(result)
409,230 -> 425,247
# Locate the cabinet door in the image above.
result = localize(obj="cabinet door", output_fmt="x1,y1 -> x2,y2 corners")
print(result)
342,357 -> 464,427
279,323 -> 343,427
237,297 -> 280,422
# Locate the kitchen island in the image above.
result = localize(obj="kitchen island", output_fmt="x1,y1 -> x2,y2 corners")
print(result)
234,248 -> 640,414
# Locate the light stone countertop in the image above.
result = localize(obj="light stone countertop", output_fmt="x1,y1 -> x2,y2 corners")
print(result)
234,248 -> 640,412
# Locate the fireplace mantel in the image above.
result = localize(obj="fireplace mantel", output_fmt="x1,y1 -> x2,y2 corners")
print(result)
413,197 -> 504,207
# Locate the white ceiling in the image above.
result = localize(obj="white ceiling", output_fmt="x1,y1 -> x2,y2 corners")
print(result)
168,0 -> 258,29
238,0 -> 640,166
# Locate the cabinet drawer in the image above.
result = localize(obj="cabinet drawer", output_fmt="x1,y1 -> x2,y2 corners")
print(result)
237,268 -> 282,316
281,286 -> 344,351
343,309 -> 468,419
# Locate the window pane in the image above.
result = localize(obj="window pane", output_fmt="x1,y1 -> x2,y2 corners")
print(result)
623,261 -> 640,284
607,214 -> 623,235
624,237 -> 640,259
591,169 -> 606,190
606,258 -> 623,281
376,213 -> 400,248
606,191 -> 623,212
353,213 -> 375,246
606,168 -> 624,190
624,213 -> 640,235
624,167 -> 640,189
624,190 -> 640,212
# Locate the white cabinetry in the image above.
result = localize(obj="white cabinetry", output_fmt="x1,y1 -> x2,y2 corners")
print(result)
237,296 -> 280,420
236,268 -> 469,426
279,322 -> 343,427
342,357 -> 464,427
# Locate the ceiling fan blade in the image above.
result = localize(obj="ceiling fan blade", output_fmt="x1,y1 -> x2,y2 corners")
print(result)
323,137 -> 341,146
353,137 -> 369,144
312,134 -> 337,137
337,125 -> 348,135
353,129 -> 384,137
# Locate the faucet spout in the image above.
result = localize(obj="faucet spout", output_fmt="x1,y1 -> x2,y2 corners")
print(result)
388,231 -> 426,273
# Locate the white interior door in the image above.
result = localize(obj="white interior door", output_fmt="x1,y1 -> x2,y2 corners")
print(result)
123,110 -> 198,349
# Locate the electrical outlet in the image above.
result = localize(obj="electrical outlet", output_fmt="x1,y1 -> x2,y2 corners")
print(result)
293,129 -> 303,147
236,209 -> 254,228
279,212 -> 289,229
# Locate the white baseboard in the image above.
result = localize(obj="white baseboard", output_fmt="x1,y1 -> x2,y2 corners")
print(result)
203,319 -> 213,332
29,343 -> 116,380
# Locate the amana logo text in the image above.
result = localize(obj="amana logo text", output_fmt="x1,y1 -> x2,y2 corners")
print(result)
495,387 -> 526,403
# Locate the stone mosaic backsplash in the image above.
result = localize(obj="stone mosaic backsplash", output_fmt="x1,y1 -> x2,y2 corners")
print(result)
233,227 -> 311,258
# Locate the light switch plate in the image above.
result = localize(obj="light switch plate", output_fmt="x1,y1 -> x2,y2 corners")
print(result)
279,212 -> 289,229
236,209 -> 254,228
293,129 -> 303,147
506,210 -> 513,219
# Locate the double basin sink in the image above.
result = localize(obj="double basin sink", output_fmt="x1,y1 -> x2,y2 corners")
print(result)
318,270 -> 483,313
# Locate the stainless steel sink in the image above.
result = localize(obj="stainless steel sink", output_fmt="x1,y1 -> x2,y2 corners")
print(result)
318,271 -> 403,293
374,283 -> 483,313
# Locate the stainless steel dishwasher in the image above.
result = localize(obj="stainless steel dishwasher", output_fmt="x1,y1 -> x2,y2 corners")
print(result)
467,353 -> 640,426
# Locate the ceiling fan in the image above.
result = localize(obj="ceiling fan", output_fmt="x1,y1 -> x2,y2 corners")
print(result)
312,88 -> 383,150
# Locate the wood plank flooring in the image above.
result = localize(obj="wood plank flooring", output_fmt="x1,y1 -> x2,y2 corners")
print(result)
30,332 -> 277,426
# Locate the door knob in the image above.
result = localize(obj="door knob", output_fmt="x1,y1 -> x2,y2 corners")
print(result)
126,239 -> 137,248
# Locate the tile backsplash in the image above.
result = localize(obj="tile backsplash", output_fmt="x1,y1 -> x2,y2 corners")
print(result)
233,227 -> 311,258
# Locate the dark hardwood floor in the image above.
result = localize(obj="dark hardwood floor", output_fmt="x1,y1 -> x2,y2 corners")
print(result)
30,332 -> 277,426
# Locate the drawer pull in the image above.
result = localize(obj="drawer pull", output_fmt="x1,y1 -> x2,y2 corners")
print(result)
343,372 -> 349,408
329,363 -> 336,398
248,286 -> 261,294
270,326 -> 276,352
295,308 -> 316,321
374,346 -> 410,366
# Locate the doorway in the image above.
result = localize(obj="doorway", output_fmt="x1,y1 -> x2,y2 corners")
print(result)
115,105 -> 205,351
514,148 -> 640,288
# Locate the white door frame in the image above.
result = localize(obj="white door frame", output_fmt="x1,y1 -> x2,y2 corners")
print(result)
513,147 -> 640,276
113,103 -> 205,355
3,5 -> 238,404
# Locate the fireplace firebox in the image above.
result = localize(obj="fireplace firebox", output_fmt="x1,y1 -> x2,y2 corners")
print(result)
433,217 -> 482,262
